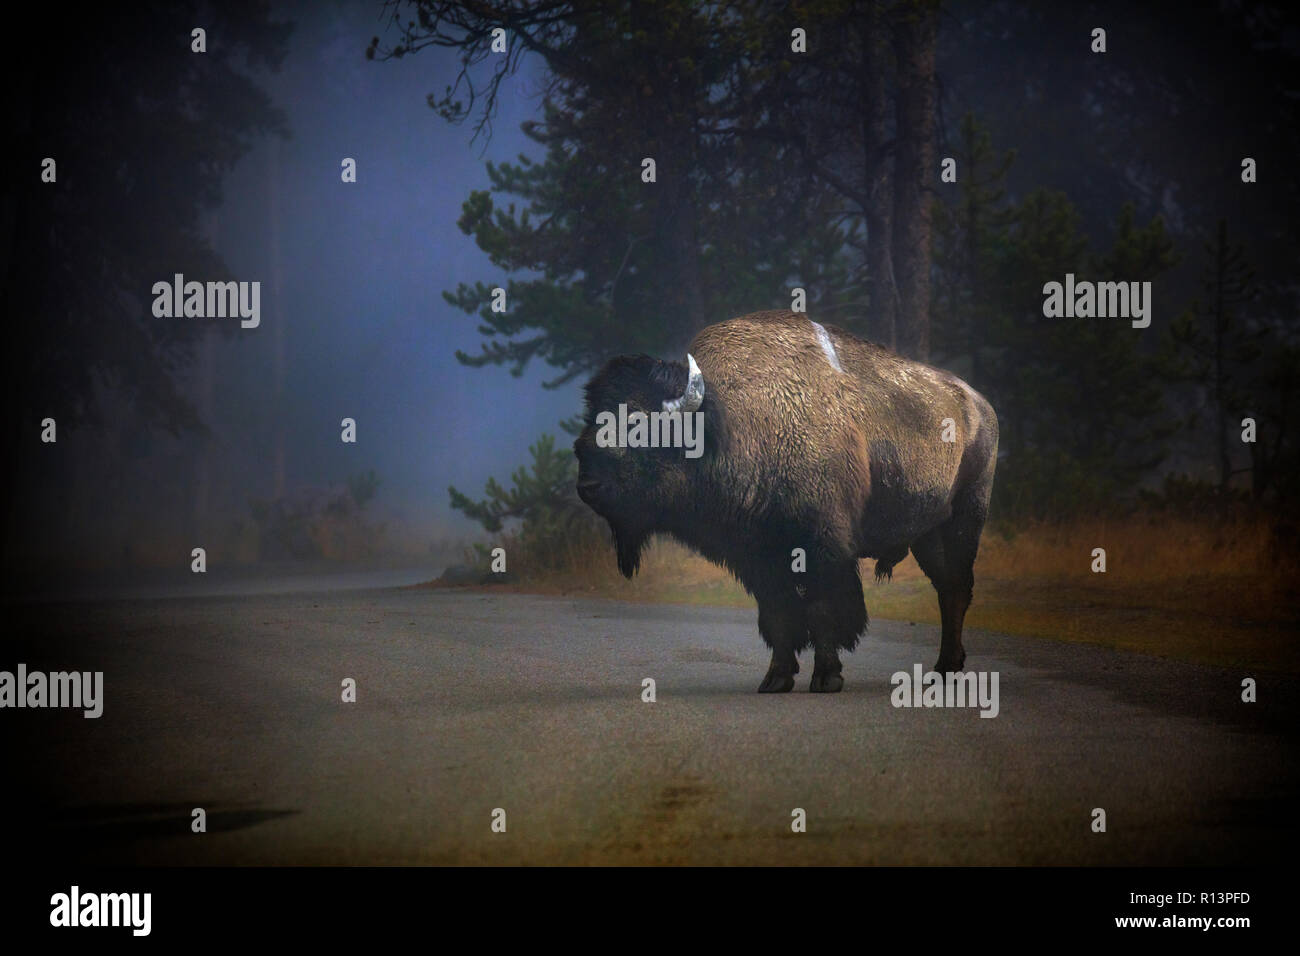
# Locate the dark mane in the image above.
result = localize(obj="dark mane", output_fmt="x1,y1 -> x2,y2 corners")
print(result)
582,354 -> 688,419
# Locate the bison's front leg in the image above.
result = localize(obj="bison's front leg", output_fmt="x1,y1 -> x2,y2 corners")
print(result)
809,644 -> 843,693
807,561 -> 866,693
756,595 -> 804,693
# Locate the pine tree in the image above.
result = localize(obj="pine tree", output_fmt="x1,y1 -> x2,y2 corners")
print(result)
449,433 -> 591,559
930,113 -> 1015,386
1165,219 -> 1262,491
987,196 -> 1179,515
382,1 -> 848,388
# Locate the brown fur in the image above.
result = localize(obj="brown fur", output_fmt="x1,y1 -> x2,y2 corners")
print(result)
576,310 -> 998,693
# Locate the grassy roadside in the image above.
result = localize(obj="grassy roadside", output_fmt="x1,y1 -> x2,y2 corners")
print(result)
426,516 -> 1300,674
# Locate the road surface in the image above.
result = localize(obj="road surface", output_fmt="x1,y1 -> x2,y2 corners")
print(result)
5,587 -> 1296,864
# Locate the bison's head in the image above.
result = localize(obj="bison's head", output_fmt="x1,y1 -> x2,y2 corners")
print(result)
574,353 -> 707,578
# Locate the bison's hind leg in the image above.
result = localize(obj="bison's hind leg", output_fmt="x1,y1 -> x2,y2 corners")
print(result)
807,561 -> 867,693
910,489 -> 989,674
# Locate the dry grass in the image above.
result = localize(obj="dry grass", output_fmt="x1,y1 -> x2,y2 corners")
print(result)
504,533 -> 754,607
885,516 -> 1300,673
448,515 -> 1300,673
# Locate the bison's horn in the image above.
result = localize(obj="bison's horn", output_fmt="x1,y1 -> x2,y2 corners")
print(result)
663,353 -> 704,414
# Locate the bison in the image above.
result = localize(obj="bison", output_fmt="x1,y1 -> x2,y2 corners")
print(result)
574,310 -> 998,693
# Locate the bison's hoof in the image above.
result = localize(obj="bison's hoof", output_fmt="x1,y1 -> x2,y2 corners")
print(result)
809,670 -> 844,693
757,672 -> 795,693
933,652 -> 966,674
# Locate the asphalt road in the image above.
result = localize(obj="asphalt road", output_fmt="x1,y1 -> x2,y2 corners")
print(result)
5,587 -> 1297,865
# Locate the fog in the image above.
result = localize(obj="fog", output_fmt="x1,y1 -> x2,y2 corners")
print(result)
11,1 -> 585,584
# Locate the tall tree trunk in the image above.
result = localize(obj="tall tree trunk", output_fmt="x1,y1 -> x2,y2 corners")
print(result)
663,56 -> 705,352
269,139 -> 286,499
1213,219 -> 1229,492
1,71 -> 35,568
962,120 -> 983,385
964,191 -> 981,385
194,206 -> 220,541
663,146 -> 705,352
891,0 -> 939,361
861,3 -> 896,349
636,3 -> 704,355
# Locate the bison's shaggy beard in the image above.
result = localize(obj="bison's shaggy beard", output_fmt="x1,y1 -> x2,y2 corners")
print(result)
612,523 -> 650,579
